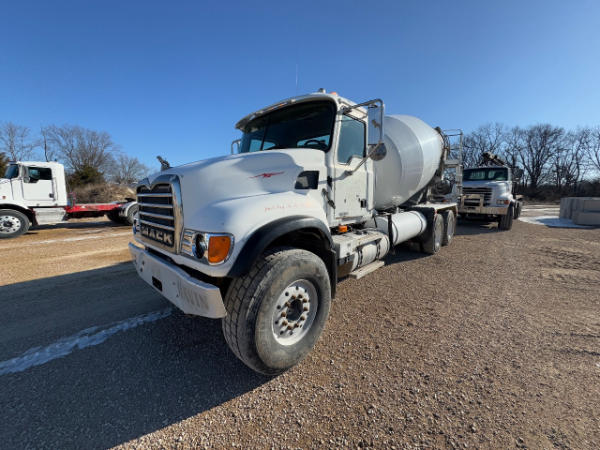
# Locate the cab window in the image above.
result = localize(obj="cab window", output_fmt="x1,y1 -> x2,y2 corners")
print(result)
4,164 -> 20,179
239,101 -> 336,153
337,116 -> 365,163
27,166 -> 53,181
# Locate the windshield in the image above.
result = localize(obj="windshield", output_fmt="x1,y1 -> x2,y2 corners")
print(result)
240,101 -> 335,153
4,164 -> 19,179
464,168 -> 508,181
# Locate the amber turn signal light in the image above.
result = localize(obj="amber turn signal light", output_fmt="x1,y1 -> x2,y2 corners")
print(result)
208,235 -> 232,264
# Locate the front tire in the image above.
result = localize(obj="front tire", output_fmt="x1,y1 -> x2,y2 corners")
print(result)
0,209 -> 30,239
514,202 -> 522,219
222,247 -> 332,375
498,205 -> 514,230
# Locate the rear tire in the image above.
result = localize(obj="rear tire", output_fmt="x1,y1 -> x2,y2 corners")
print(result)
498,205 -> 514,230
421,213 -> 444,254
441,210 -> 456,246
222,247 -> 332,375
0,209 -> 30,239
106,210 -> 122,224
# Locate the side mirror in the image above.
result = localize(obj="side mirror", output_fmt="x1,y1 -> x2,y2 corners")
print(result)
367,102 -> 385,147
513,168 -> 524,180
231,139 -> 241,155
369,143 -> 387,161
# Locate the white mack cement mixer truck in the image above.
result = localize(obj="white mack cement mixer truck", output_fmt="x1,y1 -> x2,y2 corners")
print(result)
129,90 -> 461,374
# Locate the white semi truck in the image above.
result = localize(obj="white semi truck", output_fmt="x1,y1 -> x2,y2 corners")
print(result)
0,161 -> 138,238
458,152 -> 523,230
130,90 -> 461,374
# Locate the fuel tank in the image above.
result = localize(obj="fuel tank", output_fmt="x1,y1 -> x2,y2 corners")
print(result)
373,115 -> 444,209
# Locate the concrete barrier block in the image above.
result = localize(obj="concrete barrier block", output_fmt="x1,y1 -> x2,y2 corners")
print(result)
559,197 -> 571,218
573,211 -> 600,226
583,199 -> 600,212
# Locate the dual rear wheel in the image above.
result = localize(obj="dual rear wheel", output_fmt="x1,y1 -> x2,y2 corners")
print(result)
421,210 -> 456,254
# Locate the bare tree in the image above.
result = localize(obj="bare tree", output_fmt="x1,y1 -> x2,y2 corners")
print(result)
501,126 -> 523,165
517,124 -> 564,192
551,128 -> 590,194
39,126 -> 57,162
0,152 -> 8,175
587,126 -> 600,175
0,122 -> 38,161
462,123 -> 506,167
46,125 -> 117,175
110,154 -> 150,184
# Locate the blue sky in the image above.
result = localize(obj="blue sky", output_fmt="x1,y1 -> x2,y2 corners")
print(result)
1,0 -> 599,170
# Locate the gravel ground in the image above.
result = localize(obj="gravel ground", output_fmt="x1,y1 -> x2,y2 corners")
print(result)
1,214 -> 599,449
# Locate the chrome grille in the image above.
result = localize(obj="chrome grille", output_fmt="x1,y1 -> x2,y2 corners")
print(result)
136,179 -> 182,251
463,187 -> 492,206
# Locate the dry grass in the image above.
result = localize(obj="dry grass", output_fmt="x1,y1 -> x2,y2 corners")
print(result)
70,183 -> 136,203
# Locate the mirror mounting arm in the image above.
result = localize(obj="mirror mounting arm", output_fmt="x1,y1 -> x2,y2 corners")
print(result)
340,98 -> 384,114
231,139 -> 241,155
345,142 -> 386,176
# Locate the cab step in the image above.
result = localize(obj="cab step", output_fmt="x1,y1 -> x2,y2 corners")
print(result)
349,260 -> 385,280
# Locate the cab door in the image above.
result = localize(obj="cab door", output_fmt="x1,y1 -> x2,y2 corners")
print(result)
21,166 -> 57,205
333,114 -> 370,223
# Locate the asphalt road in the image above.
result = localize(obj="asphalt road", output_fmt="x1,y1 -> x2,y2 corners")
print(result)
1,213 -> 599,449
1,219 -> 267,448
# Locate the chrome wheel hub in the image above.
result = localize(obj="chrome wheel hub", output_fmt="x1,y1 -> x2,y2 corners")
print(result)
0,215 -> 21,234
271,279 -> 318,346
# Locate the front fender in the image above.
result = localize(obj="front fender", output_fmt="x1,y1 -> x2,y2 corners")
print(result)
173,191 -> 329,278
227,215 -> 333,277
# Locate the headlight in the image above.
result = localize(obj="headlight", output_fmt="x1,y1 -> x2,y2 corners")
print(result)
181,229 -> 234,265
496,199 -> 510,205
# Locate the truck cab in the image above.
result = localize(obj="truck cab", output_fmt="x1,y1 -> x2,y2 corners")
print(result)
459,164 -> 523,229
1,161 -> 68,208
1,161 -> 70,238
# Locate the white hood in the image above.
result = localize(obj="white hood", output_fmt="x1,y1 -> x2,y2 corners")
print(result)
142,149 -> 329,232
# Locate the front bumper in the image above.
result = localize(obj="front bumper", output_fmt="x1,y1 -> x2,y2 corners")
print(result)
458,205 -> 509,215
129,243 -> 227,318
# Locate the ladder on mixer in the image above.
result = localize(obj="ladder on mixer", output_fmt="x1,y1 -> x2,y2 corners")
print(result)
442,129 -> 464,202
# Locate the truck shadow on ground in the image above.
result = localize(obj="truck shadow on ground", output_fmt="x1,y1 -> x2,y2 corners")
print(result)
455,220 -> 500,235
0,264 -> 270,449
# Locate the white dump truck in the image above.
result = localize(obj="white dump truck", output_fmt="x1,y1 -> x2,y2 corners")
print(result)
0,161 -> 138,238
458,152 -> 523,230
130,90 -> 460,374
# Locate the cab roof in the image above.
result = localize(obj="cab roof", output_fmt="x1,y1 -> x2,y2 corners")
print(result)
11,161 -> 64,168
235,91 -> 361,131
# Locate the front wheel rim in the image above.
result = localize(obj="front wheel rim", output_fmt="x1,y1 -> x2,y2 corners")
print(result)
271,279 -> 319,346
0,215 -> 21,234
